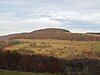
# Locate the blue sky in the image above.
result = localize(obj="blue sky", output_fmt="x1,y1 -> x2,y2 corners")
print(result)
0,0 -> 100,36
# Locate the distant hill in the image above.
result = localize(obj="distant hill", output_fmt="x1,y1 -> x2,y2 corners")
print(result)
0,28 -> 100,41
86,32 -> 100,35
0,28 -> 100,60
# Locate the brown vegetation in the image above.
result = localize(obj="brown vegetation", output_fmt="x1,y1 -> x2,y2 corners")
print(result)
0,28 -> 100,41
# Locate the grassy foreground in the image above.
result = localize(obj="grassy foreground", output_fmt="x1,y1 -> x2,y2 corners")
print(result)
0,70 -> 56,75
5,39 -> 100,59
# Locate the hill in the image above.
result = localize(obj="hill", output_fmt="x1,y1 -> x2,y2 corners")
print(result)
0,28 -> 100,74
0,28 -> 100,41
86,32 -> 100,35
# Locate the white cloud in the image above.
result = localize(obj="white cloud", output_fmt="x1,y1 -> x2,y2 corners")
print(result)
0,0 -> 100,36
19,18 -> 61,28
0,20 -> 17,29
77,12 -> 100,24
47,11 -> 100,24
0,17 -> 62,36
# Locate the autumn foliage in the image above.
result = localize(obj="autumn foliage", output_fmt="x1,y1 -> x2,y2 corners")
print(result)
0,50 -> 100,75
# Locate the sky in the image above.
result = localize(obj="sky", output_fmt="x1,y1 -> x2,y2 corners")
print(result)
0,0 -> 100,36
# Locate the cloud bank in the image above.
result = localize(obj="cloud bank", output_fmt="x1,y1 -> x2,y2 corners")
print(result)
0,0 -> 100,36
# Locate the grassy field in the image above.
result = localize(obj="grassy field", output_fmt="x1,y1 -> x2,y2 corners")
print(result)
0,70 -> 56,75
5,39 -> 100,59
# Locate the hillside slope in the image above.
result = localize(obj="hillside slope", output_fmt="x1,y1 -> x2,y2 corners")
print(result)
0,28 -> 100,41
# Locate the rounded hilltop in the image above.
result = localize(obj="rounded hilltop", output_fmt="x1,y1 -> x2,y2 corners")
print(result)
0,28 -> 100,41
28,28 -> 71,40
31,28 -> 70,33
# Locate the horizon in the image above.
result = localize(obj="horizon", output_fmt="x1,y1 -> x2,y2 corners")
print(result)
0,28 -> 100,37
0,0 -> 100,36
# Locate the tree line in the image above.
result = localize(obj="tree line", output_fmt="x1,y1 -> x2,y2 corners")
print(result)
0,49 -> 100,75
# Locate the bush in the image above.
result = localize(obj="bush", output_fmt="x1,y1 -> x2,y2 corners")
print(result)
9,40 -> 22,46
